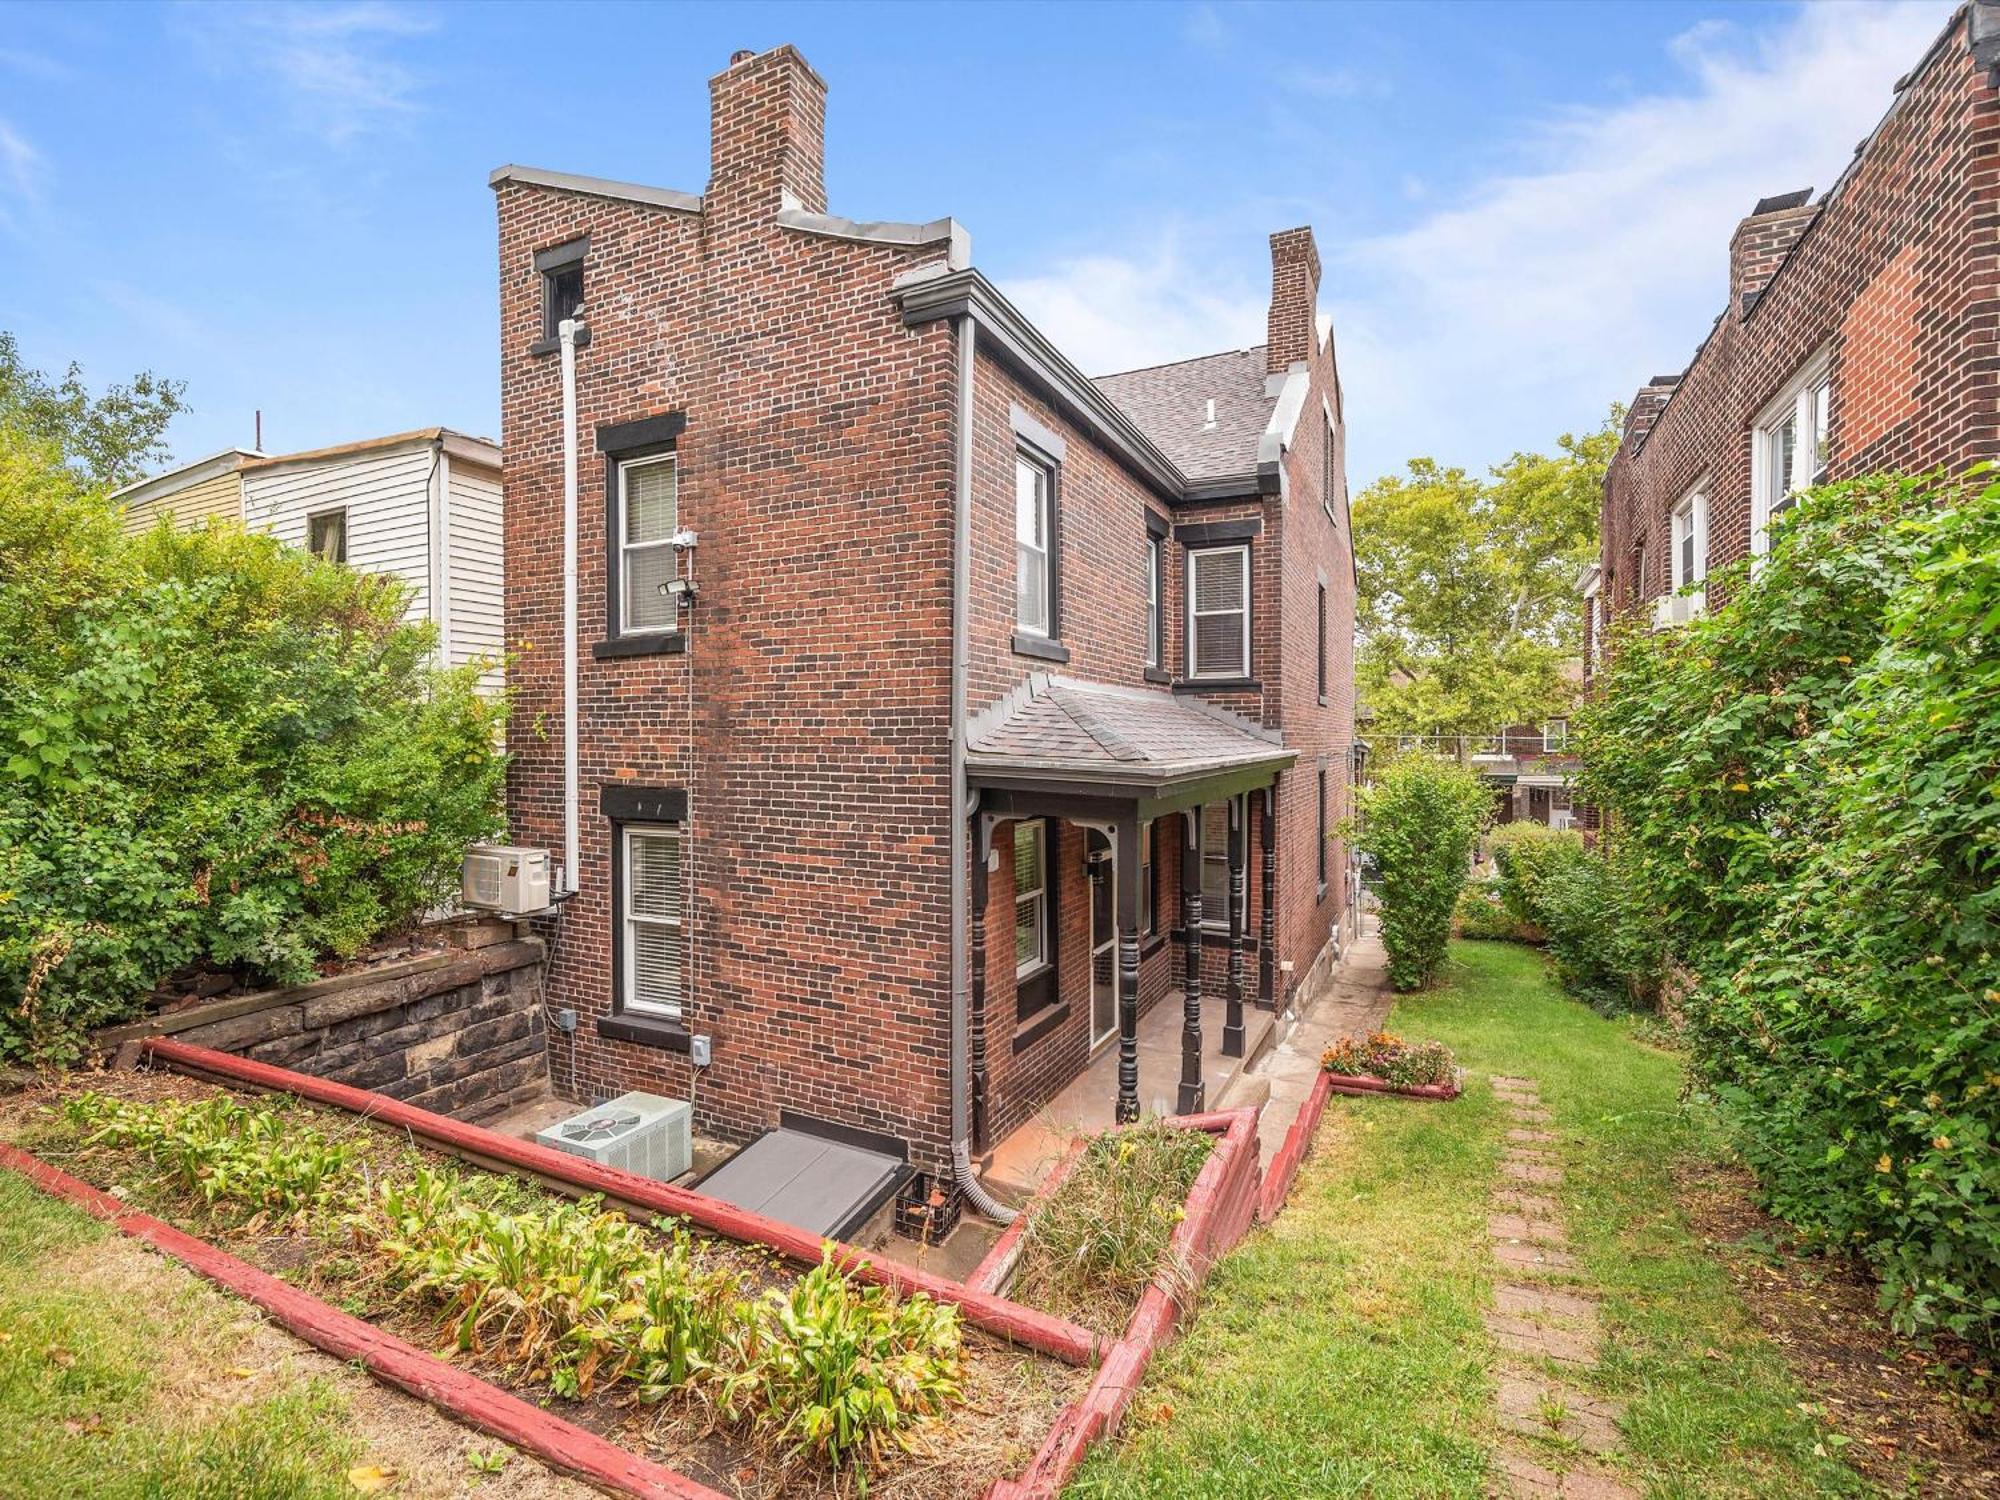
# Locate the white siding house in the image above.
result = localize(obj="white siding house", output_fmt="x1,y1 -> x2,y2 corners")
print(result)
231,428 -> 505,690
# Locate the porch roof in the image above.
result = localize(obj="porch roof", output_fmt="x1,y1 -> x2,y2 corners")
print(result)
966,673 -> 1294,806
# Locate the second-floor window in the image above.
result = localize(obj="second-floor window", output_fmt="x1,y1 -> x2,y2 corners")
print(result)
1016,452 -> 1054,635
618,454 -> 679,635
1188,544 -> 1250,679
1316,582 -> 1328,700
1145,534 -> 1164,669
1753,358 -> 1831,559
1672,488 -> 1707,590
1323,409 -> 1337,521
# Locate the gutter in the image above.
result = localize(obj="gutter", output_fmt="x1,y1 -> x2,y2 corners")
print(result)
947,313 -> 1016,1225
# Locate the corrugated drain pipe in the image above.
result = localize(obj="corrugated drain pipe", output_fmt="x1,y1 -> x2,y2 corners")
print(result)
948,312 -> 1015,1226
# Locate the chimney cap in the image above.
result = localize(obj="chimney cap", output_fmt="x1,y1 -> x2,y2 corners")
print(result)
729,48 -> 756,65
1750,188 -> 1813,215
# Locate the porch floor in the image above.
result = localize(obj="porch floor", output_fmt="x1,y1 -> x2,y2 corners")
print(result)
981,990 -> 1276,1202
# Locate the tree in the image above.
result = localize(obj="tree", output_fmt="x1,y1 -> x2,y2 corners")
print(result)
1354,413 -> 1618,743
0,331 -> 187,488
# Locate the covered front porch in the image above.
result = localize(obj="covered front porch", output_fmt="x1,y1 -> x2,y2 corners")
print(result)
961,675 -> 1296,1193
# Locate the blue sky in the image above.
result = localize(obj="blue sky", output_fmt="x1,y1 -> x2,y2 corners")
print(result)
0,0 -> 1954,489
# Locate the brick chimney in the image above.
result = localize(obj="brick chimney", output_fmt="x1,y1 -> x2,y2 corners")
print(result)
1266,226 -> 1322,373
1729,190 -> 1816,317
1621,374 -> 1681,451
707,45 -> 828,222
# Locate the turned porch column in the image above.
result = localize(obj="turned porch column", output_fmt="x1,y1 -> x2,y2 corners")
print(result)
1258,781 -> 1278,1009
969,824 -> 991,1153
1114,817 -> 1142,1125
1179,806 -> 1206,1115
1223,796 -> 1246,1057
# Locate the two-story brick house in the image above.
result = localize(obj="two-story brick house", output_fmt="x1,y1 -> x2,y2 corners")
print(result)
1592,1 -> 1998,652
493,44 -> 1355,1226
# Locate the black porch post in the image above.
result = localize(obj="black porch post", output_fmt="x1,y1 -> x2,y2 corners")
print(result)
1179,807 -> 1206,1115
1259,781 -> 1278,1009
969,825 -> 991,1153
1115,817 -> 1142,1125
1223,796 -> 1246,1057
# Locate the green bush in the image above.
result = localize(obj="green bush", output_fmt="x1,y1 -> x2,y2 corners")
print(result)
1580,469 -> 2000,1351
1487,822 -> 1572,933
1357,754 -> 1490,990
1453,879 -> 1526,942
0,432 -> 506,1062
1488,824 -> 1663,1013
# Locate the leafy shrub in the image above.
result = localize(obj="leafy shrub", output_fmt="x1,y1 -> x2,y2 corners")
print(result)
1453,879 -> 1527,942
1488,825 -> 1664,1013
0,435 -> 506,1062
1321,1030 -> 1459,1088
1487,823 -> 1574,933
1580,470 -> 2000,1350
1011,1120 -> 1213,1335
1356,754 -> 1490,989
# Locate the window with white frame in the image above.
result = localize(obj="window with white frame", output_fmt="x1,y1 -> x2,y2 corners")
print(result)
1587,593 -> 1601,666
1671,487 -> 1708,591
1200,802 -> 1230,928
1188,545 -> 1250,679
1145,534 -> 1163,669
1013,821 -> 1048,977
621,826 -> 684,1018
618,454 -> 679,634
1015,453 -> 1053,634
1544,718 -> 1569,750
1753,358 -> 1832,558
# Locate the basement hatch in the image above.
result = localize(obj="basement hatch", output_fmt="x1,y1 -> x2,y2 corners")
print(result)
693,1112 -> 912,1242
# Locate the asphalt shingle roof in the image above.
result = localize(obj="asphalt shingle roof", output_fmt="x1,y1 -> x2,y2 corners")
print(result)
967,675 -> 1289,780
1092,346 -> 1276,482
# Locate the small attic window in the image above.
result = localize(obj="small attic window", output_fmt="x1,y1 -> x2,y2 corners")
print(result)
533,236 -> 589,352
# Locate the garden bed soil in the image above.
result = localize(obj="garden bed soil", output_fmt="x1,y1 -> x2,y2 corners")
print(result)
1677,1159 -> 1998,1497
0,1069 -> 1089,1500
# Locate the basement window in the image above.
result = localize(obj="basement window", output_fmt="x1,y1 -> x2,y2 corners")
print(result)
307,508 -> 346,565
620,825 -> 684,1019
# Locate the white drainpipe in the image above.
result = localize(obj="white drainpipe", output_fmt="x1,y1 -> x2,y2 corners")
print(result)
558,318 -> 582,895
948,313 -> 1015,1226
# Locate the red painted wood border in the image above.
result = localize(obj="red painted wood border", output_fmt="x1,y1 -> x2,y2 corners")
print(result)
141,1037 -> 1101,1367
0,1143 -> 725,1500
1321,1071 -> 1462,1101
983,1107 -> 1262,1500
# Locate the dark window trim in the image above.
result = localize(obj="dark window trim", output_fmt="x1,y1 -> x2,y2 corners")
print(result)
1012,443 -> 1064,649
531,235 -> 591,355
600,790 -> 691,1052
1172,677 -> 1261,694
1012,631 -> 1070,663
1015,817 -> 1060,1022
600,413 -> 688,643
1316,579 -> 1328,704
1173,517 -> 1261,546
1011,1000 -> 1070,1053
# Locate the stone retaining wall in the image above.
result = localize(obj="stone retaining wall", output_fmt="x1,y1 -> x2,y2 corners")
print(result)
102,932 -> 550,1124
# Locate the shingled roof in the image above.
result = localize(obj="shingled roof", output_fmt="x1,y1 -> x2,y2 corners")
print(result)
1093,346 -> 1277,483
967,674 -> 1292,789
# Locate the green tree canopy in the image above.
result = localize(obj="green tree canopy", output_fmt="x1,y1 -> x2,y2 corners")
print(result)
1355,413 -> 1618,740
0,330 -> 187,488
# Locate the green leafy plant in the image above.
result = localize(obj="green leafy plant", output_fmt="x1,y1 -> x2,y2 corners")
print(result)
1453,879 -> 1527,942
1355,753 -> 1490,989
0,432 -> 507,1063
1320,1030 -> 1458,1088
1488,824 -> 1664,1013
1580,469 -> 2000,1351
1011,1120 -> 1214,1336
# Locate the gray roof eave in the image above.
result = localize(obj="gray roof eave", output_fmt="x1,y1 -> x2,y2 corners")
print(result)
895,267 -> 1195,503
488,164 -> 703,215
965,746 -> 1296,788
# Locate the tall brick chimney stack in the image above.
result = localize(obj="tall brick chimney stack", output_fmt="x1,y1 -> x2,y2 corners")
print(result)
1266,226 -> 1322,373
707,44 -> 828,222
1729,190 -> 1817,316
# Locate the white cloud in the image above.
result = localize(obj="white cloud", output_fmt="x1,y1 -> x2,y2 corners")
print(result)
0,119 -> 45,230
1005,1 -> 1952,487
178,2 -> 435,146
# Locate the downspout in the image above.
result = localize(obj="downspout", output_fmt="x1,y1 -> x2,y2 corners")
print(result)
558,318 -> 581,896
948,313 -> 1016,1225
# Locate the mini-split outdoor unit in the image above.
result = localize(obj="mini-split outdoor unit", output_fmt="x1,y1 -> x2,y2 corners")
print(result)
536,1092 -> 693,1182
461,844 -> 551,917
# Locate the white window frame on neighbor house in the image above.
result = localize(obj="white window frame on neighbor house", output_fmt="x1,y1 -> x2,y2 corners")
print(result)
621,824 -> 684,1019
1014,820 -> 1049,979
1015,451 -> 1054,636
306,507 -> 347,565
1187,544 -> 1251,679
1543,719 -> 1569,750
617,453 -> 679,636
1751,350 -> 1832,563
1671,484 -> 1708,592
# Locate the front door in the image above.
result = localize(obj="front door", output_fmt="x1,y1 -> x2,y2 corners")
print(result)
1087,832 -> 1117,1051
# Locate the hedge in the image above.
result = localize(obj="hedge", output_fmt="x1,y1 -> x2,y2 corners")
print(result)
1356,754 -> 1489,990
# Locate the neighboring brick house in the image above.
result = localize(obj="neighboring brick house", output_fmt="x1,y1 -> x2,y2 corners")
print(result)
492,44 -> 1356,1220
1594,1 -> 1999,644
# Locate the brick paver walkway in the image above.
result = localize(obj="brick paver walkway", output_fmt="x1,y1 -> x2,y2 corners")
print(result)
1483,1075 -> 1640,1499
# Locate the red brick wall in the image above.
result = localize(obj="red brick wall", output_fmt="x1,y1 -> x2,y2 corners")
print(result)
1602,15 -> 1999,615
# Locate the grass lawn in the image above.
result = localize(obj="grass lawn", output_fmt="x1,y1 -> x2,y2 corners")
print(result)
1069,940 -> 1871,1498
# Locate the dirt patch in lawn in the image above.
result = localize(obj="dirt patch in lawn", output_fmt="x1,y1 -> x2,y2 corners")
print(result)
0,1067 -> 1088,1500
1678,1159 -> 1998,1497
